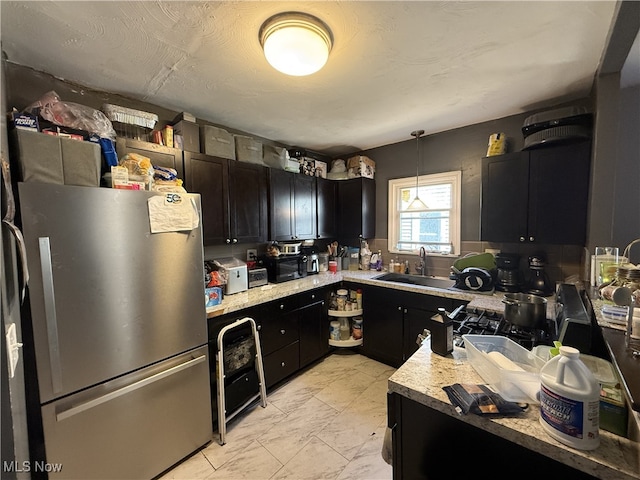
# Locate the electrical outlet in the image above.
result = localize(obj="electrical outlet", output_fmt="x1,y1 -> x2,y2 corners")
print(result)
247,249 -> 257,261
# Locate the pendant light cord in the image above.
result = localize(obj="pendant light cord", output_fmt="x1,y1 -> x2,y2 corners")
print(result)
411,129 -> 425,201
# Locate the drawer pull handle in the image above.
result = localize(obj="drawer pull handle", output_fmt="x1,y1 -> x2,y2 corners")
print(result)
280,304 -> 284,310
281,362 -> 286,367
56,355 -> 207,421
280,329 -> 286,335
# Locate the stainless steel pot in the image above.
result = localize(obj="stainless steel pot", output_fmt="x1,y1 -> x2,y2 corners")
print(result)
502,292 -> 547,329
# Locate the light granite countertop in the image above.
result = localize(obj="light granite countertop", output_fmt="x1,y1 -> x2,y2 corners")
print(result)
206,269 -> 557,318
388,340 -> 640,480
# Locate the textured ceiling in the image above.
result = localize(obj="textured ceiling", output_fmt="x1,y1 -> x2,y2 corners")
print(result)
0,1 -> 619,156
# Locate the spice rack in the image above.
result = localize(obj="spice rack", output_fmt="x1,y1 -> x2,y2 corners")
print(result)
328,308 -> 363,347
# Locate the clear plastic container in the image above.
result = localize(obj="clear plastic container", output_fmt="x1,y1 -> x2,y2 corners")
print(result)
463,335 -> 545,403
318,253 -> 329,272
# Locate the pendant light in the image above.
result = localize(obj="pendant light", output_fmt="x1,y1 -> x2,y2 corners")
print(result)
406,130 -> 428,211
259,12 -> 333,76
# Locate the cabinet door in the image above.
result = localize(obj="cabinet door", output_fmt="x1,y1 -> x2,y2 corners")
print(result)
293,174 -> 317,240
269,169 -> 295,241
480,152 -> 529,242
299,288 -> 329,368
183,152 -> 229,245
316,177 -> 337,239
362,286 -> 404,367
229,162 -> 268,243
115,138 -> 184,179
298,301 -> 327,368
338,178 -> 376,245
528,141 -> 591,245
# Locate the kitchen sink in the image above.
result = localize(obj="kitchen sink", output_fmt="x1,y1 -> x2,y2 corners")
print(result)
373,273 -> 455,289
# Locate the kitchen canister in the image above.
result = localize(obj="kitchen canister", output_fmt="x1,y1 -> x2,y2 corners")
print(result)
539,346 -> 600,450
329,321 -> 341,341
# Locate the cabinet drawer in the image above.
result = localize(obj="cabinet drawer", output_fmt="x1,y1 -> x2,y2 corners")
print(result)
298,288 -> 327,307
263,342 -> 300,388
259,311 -> 299,356
265,294 -> 301,314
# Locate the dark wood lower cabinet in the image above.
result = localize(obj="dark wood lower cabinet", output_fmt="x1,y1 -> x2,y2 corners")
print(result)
207,286 -> 332,405
388,393 -> 597,479
299,299 -> 329,369
362,285 -> 466,368
362,294 -> 404,367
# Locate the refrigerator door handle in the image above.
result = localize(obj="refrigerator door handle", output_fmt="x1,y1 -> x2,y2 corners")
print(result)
56,354 -> 207,421
39,236 -> 63,394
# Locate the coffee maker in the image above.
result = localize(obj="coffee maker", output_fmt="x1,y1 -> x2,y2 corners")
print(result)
526,254 -> 554,296
495,253 -> 522,292
301,245 -> 319,275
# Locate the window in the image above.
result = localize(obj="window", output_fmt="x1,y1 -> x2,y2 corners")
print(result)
388,171 -> 461,256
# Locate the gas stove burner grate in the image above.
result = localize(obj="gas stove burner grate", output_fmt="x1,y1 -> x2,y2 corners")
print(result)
451,306 -> 554,350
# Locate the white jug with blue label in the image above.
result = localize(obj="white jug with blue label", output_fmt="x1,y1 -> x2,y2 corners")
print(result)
539,346 -> 600,450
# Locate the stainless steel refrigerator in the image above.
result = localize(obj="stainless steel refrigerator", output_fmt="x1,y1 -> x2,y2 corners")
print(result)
18,182 -> 212,479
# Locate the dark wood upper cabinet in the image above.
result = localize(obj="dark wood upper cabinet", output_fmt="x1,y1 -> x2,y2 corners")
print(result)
228,161 -> 268,244
184,152 -> 267,246
293,174 -> 317,240
183,152 -> 229,245
316,177 -> 337,239
269,169 -> 295,241
268,169 -> 317,241
337,177 -> 376,245
481,141 -> 591,245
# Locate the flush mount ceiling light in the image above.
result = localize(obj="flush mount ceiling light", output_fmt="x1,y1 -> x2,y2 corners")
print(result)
259,12 -> 333,76
406,130 -> 428,211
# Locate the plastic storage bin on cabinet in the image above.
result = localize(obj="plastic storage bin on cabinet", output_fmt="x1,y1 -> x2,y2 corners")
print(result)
10,129 -> 101,186
201,125 -> 235,159
235,135 -> 263,164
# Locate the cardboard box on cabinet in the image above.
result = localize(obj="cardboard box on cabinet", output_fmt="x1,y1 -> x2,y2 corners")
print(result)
299,158 -> 327,178
172,120 -> 200,152
347,155 -> 375,179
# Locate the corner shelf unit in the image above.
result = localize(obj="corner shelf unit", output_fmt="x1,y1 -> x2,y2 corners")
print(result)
328,309 -> 363,347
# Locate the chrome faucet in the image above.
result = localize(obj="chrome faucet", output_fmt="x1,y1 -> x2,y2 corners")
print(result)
415,247 -> 427,276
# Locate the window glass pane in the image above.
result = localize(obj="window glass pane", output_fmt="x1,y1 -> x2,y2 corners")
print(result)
400,184 -> 451,210
397,211 -> 451,252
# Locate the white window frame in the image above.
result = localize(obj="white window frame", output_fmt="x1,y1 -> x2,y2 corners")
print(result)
388,171 -> 461,256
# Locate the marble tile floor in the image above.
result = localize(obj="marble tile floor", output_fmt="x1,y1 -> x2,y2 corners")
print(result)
160,352 -> 396,480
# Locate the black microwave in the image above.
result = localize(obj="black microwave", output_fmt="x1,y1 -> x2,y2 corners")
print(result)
260,255 -> 307,283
